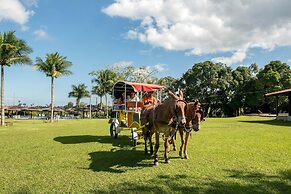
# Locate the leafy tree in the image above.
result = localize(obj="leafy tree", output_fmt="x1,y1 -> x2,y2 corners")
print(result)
157,76 -> 177,88
258,61 -> 291,91
0,31 -> 32,126
229,65 -> 255,115
109,64 -> 160,83
180,61 -> 233,117
34,52 -> 72,122
68,84 -> 90,107
66,102 -> 74,109
156,76 -> 178,100
257,61 -> 291,113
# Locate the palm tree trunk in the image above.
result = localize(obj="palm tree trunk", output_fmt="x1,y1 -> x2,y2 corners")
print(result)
50,77 -> 54,123
105,93 -> 108,118
100,96 -> 103,109
96,96 -> 98,117
1,65 -> 5,126
76,98 -> 80,108
100,95 -> 103,117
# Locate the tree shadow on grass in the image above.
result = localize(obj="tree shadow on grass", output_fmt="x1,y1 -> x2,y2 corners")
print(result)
90,174 -> 201,193
220,169 -> 291,194
88,148 -> 152,173
239,119 -> 291,127
89,170 -> 291,193
53,135 -> 133,148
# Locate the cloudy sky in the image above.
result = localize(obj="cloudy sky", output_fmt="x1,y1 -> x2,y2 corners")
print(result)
0,0 -> 291,106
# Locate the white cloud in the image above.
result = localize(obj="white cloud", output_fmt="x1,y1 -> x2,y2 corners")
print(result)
103,0 -> 291,65
0,0 -> 35,28
33,28 -> 50,40
212,48 -> 247,65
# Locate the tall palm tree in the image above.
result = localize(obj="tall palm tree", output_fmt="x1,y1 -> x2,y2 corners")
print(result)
68,84 -> 90,107
0,31 -> 32,126
34,52 -> 72,122
92,85 -> 105,109
90,69 -> 117,118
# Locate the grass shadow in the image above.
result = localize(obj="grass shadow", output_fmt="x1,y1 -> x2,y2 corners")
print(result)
53,135 -> 133,148
239,119 -> 291,127
219,169 -> 291,194
90,174 -> 200,193
89,169 -> 291,193
88,148 -> 152,173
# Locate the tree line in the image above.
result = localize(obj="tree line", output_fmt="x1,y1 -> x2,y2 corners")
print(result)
1,31 -> 290,126
89,60 -> 291,118
176,61 -> 291,117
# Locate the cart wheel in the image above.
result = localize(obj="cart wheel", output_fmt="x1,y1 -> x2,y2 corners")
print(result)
110,123 -> 118,139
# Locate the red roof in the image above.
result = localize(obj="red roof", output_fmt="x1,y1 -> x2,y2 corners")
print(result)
124,81 -> 164,92
113,81 -> 164,99
114,81 -> 164,92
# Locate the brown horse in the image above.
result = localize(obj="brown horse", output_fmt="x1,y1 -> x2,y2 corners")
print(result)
141,90 -> 187,165
171,101 -> 204,159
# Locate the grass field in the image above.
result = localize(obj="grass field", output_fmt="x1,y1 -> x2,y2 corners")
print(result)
0,117 -> 290,193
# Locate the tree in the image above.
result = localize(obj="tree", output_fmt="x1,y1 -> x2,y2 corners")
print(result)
180,61 -> 233,117
66,102 -> 74,109
68,84 -> 90,107
0,31 -> 32,126
257,61 -> 291,113
34,52 -> 72,122
109,64 -> 160,83
230,65 -> 256,116
91,85 -> 105,109
89,69 -> 118,118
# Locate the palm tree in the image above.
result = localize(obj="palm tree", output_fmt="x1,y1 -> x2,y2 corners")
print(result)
0,31 -> 32,126
92,85 -> 104,108
90,69 -> 118,118
91,85 -> 105,117
34,52 -> 72,122
68,84 -> 90,107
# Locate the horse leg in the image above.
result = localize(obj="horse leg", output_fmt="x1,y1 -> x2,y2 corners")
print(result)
171,133 -> 177,151
164,137 -> 170,163
154,131 -> 159,165
149,132 -> 154,155
184,132 -> 190,159
144,135 -> 148,154
179,128 -> 184,157
144,126 -> 151,154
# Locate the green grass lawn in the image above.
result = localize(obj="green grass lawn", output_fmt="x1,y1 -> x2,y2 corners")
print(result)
0,117 -> 290,193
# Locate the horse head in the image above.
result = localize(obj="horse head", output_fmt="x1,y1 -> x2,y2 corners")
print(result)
190,101 -> 204,132
168,90 -> 187,126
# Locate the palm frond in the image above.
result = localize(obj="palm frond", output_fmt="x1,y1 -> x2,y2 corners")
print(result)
34,52 -> 73,78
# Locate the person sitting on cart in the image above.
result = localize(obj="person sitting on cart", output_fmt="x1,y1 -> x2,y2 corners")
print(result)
143,92 -> 157,106
116,92 -> 126,110
118,92 -> 125,104
128,92 -> 140,102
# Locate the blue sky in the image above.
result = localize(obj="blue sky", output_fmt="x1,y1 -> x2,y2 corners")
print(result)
1,0 -> 291,106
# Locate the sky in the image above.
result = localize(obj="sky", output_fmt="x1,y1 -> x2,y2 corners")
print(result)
0,0 -> 291,106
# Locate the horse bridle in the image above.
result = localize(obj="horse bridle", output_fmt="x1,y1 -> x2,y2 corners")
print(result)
182,102 -> 204,132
